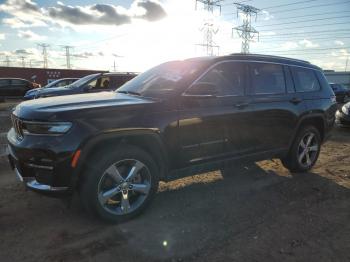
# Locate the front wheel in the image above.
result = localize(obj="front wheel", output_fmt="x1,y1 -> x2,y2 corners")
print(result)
281,126 -> 321,173
80,145 -> 159,223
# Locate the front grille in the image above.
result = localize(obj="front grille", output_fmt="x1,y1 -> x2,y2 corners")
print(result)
11,114 -> 24,139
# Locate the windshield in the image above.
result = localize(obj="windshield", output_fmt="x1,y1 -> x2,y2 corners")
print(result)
66,74 -> 100,88
117,60 -> 207,98
43,79 -> 63,88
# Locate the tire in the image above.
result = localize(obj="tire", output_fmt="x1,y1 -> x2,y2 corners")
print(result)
80,145 -> 159,223
281,126 -> 321,173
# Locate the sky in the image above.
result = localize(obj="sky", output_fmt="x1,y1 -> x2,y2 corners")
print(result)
0,0 -> 349,72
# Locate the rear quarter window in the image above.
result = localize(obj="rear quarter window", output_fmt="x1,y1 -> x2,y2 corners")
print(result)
11,79 -> 27,86
291,67 -> 320,92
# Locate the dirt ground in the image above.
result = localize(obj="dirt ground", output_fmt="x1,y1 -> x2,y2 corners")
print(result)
0,126 -> 349,262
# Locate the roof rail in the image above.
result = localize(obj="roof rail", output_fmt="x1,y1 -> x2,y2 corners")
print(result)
229,53 -> 311,64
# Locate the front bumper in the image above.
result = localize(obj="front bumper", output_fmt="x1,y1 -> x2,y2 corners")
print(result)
336,110 -> 350,126
6,126 -> 79,196
8,146 -> 71,196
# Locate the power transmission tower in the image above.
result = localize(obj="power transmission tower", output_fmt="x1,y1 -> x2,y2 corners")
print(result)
4,56 -> 11,67
233,3 -> 260,54
61,45 -> 74,69
20,56 -> 25,67
195,0 -> 222,56
37,43 -> 50,68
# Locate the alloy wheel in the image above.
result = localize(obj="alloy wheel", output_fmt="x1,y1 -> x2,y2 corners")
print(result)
297,132 -> 319,168
97,159 -> 151,215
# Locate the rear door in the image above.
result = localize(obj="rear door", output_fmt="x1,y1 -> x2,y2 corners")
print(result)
10,79 -> 29,96
247,62 -> 305,152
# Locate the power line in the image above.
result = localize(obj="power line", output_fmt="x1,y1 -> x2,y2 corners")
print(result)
268,0 -> 350,14
259,0 -> 319,10
258,15 -> 350,27
259,21 -> 350,32
259,36 -> 350,42
260,29 -> 350,37
258,46 -> 350,53
259,10 -> 350,22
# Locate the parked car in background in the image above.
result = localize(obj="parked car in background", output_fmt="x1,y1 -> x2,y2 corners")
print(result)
24,78 -> 78,100
23,73 -> 137,100
336,102 -> 350,126
7,54 -> 337,222
0,78 -> 40,99
329,83 -> 349,103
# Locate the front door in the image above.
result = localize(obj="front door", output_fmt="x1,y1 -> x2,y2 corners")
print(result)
178,61 -> 248,164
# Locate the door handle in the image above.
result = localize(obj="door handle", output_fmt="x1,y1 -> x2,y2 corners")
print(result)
290,97 -> 302,104
235,103 -> 249,109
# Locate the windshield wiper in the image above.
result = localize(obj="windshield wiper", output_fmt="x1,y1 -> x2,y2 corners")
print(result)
117,90 -> 142,96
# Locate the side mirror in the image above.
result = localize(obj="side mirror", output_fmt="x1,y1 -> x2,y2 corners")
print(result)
184,83 -> 218,97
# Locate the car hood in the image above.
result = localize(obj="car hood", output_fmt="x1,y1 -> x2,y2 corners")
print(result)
14,92 -> 157,120
35,86 -> 73,96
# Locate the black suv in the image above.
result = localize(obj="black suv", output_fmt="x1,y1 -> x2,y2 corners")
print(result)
7,54 -> 337,222
0,78 -> 39,99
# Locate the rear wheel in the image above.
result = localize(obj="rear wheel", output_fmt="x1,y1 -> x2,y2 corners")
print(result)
80,145 -> 159,223
282,126 -> 321,173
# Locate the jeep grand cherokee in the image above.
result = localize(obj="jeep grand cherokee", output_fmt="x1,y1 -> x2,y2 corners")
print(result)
7,54 -> 337,222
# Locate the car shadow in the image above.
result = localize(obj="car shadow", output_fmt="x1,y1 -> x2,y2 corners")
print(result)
54,161 -> 350,262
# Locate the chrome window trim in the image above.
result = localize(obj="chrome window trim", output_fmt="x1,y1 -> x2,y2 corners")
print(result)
182,59 -> 321,98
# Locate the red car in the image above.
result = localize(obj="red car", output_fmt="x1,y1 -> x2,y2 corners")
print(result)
0,78 -> 40,99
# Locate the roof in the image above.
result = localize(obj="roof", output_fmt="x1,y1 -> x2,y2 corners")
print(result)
103,72 -> 138,76
186,53 -> 321,70
0,77 -> 30,81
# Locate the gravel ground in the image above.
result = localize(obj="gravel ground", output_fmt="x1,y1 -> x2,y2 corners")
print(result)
0,126 -> 349,262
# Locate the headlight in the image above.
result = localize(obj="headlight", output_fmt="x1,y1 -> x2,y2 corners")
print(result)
342,104 -> 350,115
22,121 -> 72,135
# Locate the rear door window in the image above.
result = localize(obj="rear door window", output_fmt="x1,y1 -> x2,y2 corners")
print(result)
291,67 -> 320,92
11,79 -> 26,86
248,63 -> 286,95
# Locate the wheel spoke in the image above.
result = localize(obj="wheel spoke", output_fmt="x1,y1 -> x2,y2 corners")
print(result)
305,152 -> 312,166
306,133 -> 314,147
299,139 -> 306,149
309,145 -> 318,152
121,191 -> 130,212
99,186 -> 120,204
131,183 -> 151,195
105,165 -> 124,184
126,161 -> 145,181
298,150 -> 306,164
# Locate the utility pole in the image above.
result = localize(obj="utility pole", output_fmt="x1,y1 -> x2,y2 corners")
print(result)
345,55 -> 349,72
233,3 -> 260,54
61,45 -> 74,69
37,43 -> 50,68
20,56 -> 25,67
195,0 -> 222,56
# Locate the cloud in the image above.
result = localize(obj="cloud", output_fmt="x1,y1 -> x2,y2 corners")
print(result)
280,41 -> 299,50
17,29 -> 46,41
0,33 -> 5,40
136,0 -> 167,21
261,10 -> 274,21
334,40 -> 344,46
299,39 -> 319,48
0,0 -> 167,28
